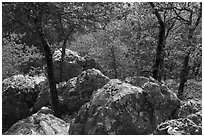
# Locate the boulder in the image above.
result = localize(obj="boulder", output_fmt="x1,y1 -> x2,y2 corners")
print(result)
32,77 -> 78,113
59,68 -> 110,113
70,77 -> 180,135
153,118 -> 202,135
4,107 -> 70,135
53,48 -> 83,83
142,80 -> 180,129
53,49 -> 101,83
77,55 -> 101,71
70,79 -> 150,135
2,75 -> 46,132
33,69 -> 110,114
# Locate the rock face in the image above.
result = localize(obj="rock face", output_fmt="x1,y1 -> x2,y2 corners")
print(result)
153,118 -> 202,135
69,77 -> 181,135
33,68 -> 110,114
53,49 -> 101,83
4,107 -> 70,135
2,75 -> 46,132
60,68 -> 110,113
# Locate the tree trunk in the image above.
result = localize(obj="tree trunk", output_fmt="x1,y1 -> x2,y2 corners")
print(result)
178,51 -> 190,99
149,2 -> 166,82
59,25 -> 75,82
60,38 -> 68,82
111,46 -> 117,79
39,32 -> 60,117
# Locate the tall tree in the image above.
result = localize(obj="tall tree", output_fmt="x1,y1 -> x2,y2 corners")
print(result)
149,2 -> 166,82
173,2 -> 202,99
3,2 -> 61,116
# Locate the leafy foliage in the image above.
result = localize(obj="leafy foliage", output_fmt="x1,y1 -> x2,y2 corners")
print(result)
2,34 -> 44,79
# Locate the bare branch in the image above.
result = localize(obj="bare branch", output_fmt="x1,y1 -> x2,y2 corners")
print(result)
165,20 -> 176,39
173,8 -> 190,24
149,2 -> 164,24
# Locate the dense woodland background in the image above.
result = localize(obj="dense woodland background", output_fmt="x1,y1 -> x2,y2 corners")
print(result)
2,2 -> 202,116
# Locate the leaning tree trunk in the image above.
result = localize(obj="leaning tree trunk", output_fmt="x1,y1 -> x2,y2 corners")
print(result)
149,2 -> 166,82
178,51 -> 190,99
39,32 -> 60,117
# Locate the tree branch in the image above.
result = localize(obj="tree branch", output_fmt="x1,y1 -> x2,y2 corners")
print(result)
149,2 -> 164,24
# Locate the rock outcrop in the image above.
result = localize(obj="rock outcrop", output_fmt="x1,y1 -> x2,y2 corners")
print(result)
69,77 -> 180,135
2,75 -> 46,132
53,49 -> 101,83
33,68 -> 110,114
4,107 -> 70,135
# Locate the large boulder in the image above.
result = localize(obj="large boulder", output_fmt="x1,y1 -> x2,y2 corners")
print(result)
153,118 -> 202,135
32,77 -> 77,113
2,75 -> 46,132
4,107 -> 70,135
53,49 -> 101,83
60,68 -> 110,113
70,77 -> 181,135
33,68 -> 110,114
142,79 -> 180,129
53,49 -> 84,83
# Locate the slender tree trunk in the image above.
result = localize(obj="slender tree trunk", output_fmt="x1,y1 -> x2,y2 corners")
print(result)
178,27 -> 194,99
149,2 -> 166,82
178,51 -> 190,99
39,32 -> 60,117
111,46 -> 117,78
60,38 -> 68,82
59,25 -> 75,82
177,2 -> 202,99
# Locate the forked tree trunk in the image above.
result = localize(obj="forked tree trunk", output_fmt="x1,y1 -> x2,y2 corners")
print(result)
149,2 -> 166,82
